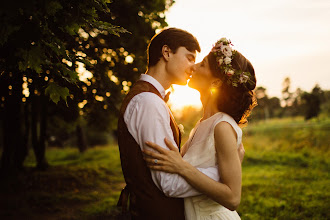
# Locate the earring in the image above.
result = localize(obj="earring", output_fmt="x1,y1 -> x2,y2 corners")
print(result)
210,87 -> 217,95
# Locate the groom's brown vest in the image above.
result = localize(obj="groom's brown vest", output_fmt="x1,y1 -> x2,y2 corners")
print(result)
117,80 -> 184,220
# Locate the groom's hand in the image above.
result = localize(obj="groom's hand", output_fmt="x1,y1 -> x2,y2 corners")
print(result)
238,143 -> 245,164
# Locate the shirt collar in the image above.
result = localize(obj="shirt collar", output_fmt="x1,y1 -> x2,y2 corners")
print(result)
139,74 -> 166,98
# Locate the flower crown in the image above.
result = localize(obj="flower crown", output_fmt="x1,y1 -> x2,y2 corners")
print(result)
211,38 -> 253,89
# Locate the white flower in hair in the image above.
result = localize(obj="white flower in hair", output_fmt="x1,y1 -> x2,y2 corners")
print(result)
224,57 -> 232,65
217,58 -> 223,65
212,37 -> 253,89
239,73 -> 249,83
212,42 -> 223,52
221,45 -> 232,57
226,69 -> 235,76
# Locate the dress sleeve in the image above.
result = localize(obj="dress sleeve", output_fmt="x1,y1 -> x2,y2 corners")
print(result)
124,93 -> 219,197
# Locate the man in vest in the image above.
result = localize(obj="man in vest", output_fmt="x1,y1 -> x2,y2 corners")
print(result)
117,28 -> 222,219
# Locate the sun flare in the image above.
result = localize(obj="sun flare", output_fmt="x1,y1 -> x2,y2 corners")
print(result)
167,85 -> 202,111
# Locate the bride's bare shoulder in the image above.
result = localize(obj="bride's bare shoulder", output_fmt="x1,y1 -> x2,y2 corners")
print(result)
214,122 -> 237,147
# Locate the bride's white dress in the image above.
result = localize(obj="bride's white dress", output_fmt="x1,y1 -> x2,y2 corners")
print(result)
183,112 -> 242,220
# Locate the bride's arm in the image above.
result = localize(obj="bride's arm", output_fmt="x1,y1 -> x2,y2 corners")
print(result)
143,122 -> 242,211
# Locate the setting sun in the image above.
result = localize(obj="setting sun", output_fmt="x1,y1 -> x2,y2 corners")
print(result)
167,84 -> 202,111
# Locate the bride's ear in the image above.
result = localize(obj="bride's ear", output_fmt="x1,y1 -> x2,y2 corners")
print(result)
211,79 -> 222,88
162,45 -> 171,61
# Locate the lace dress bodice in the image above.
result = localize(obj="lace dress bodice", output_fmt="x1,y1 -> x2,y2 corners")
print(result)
182,112 -> 242,220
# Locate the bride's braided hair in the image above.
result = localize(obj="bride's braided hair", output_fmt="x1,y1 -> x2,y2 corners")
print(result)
208,45 -> 257,126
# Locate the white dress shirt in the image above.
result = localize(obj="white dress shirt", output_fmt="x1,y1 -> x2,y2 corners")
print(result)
124,74 -> 219,198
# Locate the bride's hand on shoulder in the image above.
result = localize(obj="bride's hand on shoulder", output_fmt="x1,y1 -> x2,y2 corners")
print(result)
143,138 -> 189,174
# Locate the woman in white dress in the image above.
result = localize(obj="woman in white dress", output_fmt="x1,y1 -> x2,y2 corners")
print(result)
143,38 -> 257,219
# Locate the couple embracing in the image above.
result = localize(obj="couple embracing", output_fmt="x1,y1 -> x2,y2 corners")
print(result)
117,28 -> 257,220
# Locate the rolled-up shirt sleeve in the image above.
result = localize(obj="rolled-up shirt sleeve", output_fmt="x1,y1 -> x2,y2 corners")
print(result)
124,93 -> 219,198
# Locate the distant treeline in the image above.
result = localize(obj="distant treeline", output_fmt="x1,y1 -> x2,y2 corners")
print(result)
252,77 -> 329,121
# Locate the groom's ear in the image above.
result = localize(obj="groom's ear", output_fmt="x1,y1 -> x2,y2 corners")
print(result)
162,45 -> 171,61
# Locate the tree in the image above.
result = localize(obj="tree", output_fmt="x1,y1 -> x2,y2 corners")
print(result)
0,0 -> 127,173
254,87 -> 270,120
320,90 -> 330,117
79,0 -> 173,135
0,0 -> 174,174
267,97 -> 281,118
45,0 -> 173,147
290,88 -> 304,116
252,87 -> 281,120
281,77 -> 293,108
301,85 -> 323,120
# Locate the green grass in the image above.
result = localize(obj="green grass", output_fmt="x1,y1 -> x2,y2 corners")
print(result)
238,117 -> 330,219
0,117 -> 329,219
0,146 -> 125,220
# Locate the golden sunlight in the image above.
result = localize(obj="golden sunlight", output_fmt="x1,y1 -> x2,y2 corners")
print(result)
167,85 -> 202,111
165,0 -> 330,98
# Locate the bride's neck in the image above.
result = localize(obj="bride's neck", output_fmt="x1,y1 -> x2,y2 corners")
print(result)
200,91 -> 219,121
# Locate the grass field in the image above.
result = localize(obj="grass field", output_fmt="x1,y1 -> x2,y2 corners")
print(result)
0,146 -> 125,219
239,117 -> 329,219
0,117 -> 329,219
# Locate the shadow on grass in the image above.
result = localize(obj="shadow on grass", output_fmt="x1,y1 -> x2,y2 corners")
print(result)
0,146 -> 125,220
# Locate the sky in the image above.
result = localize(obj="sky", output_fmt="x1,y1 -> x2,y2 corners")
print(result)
164,0 -> 330,102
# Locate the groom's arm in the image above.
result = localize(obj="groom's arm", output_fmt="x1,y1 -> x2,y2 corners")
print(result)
124,93 -> 219,198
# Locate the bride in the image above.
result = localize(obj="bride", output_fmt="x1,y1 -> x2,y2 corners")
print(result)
143,38 -> 257,219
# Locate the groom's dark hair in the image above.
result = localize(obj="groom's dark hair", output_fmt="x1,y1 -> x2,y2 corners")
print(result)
147,28 -> 200,67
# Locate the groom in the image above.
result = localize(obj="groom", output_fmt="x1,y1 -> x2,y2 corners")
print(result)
118,28 -> 223,219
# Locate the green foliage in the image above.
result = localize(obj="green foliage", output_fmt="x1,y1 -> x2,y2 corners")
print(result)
319,90 -> 330,118
0,0 -> 172,172
45,83 -> 69,104
301,85 -> 323,120
244,117 -> 330,152
253,87 -> 281,120
238,118 -> 330,219
92,21 -> 129,36
17,46 -> 45,73
252,82 -> 329,121
0,0 -> 128,104
78,0 -> 173,131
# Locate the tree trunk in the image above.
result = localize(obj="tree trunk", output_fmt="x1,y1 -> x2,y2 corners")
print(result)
76,124 -> 87,153
39,93 -> 49,169
264,106 -> 270,120
22,102 -> 30,163
31,93 -> 48,170
0,71 -> 26,175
